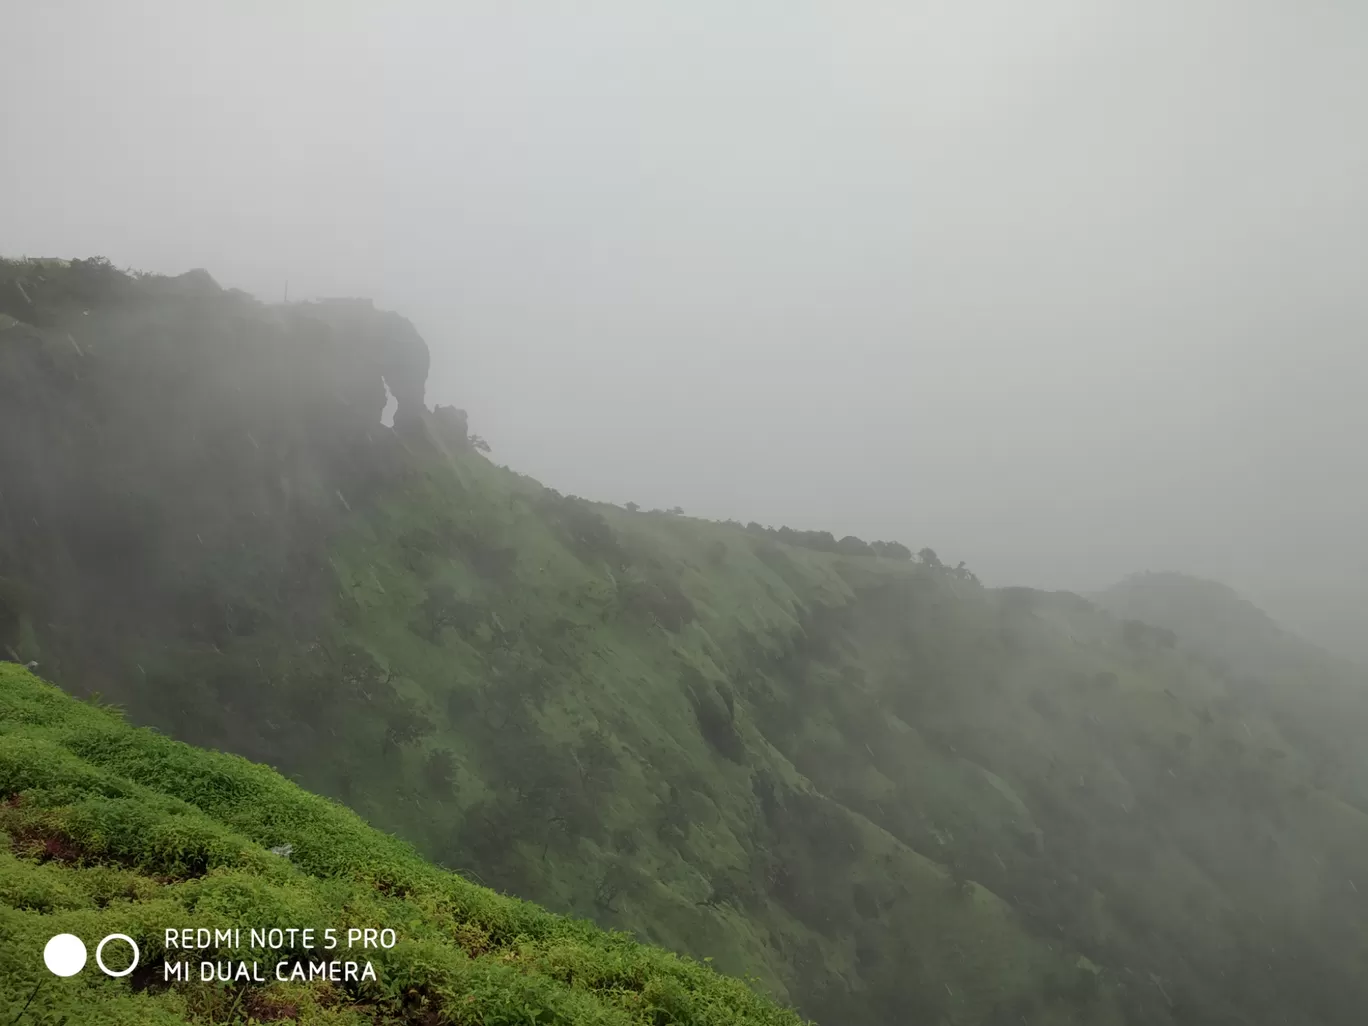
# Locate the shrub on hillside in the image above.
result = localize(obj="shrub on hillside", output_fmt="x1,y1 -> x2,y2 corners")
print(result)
870,540 -> 913,560
684,671 -> 747,764
536,491 -> 625,566
621,576 -> 696,632
836,535 -> 874,556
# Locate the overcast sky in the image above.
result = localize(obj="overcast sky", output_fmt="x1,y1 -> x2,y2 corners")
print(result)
4,2 -> 1366,659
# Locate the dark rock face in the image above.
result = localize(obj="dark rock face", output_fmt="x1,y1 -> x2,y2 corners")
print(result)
304,298 -> 431,431
429,404 -> 472,452
375,309 -> 430,431
0,258 -> 436,696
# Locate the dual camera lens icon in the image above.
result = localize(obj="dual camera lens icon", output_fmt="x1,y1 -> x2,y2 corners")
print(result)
43,933 -> 140,978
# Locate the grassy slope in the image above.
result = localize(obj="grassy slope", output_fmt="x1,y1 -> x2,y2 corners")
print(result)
1096,572 -> 1368,868
0,663 -> 807,1026
310,448 -> 1368,1026
4,259 -> 1368,1024
310,456 -> 1123,1026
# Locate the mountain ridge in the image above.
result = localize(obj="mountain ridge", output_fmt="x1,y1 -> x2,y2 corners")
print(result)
3,256 -> 1368,1024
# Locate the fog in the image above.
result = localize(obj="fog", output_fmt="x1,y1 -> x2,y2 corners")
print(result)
4,2 -> 1366,660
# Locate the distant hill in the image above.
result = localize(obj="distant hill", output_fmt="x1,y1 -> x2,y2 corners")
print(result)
1095,570 -> 1368,820
1246,584 -> 1368,671
1094,571 -> 1331,675
3,257 -> 1368,1024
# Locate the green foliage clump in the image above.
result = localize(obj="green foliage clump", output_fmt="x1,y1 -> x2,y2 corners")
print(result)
867,541 -> 911,561
739,525 -> 918,564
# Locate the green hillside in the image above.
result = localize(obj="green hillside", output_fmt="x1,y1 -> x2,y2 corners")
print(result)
3,257 -> 1368,1024
1096,572 -> 1368,835
0,662 -> 805,1025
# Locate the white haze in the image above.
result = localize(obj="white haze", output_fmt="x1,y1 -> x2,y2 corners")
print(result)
3,1 -> 1366,660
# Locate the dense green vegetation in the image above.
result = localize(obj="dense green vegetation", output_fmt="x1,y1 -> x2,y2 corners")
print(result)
0,663 -> 806,1025
3,257 -> 1368,1024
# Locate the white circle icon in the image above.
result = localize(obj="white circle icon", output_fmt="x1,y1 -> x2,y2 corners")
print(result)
44,934 -> 87,977
95,934 -> 140,977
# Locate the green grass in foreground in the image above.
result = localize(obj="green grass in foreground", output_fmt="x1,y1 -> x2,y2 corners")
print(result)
0,663 -> 807,1026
